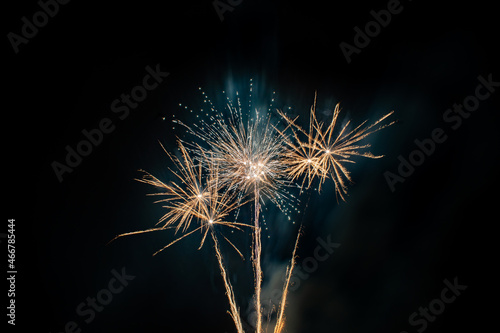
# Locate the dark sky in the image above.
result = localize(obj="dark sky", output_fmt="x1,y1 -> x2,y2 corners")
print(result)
4,0 -> 499,332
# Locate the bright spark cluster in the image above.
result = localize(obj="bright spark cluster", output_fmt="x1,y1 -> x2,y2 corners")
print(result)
174,82 -> 298,222
110,140 -> 250,257
279,92 -> 395,200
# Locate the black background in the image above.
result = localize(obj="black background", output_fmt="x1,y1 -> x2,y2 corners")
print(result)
4,0 -> 499,332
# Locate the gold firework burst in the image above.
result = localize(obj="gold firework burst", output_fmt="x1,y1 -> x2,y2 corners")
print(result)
109,140 -> 250,332
176,99 -> 299,333
110,140 -> 250,255
280,93 -> 395,200
178,105 -> 291,209
195,106 -> 289,333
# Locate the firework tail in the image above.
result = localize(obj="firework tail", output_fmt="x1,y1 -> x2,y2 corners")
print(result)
253,184 -> 263,333
212,231 -> 245,333
274,226 -> 302,333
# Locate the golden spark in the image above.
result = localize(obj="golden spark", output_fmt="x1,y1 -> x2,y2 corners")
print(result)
280,92 -> 395,200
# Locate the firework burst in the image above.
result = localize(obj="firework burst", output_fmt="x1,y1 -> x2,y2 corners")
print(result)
280,92 -> 395,199
175,89 -> 296,333
109,140 -> 251,332
110,141 -> 250,253
190,107 -> 289,333
177,104 -> 291,210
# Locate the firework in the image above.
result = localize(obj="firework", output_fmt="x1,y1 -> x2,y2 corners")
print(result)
280,92 -> 395,199
177,104 -> 291,209
112,84 -> 395,333
197,107 -> 289,333
176,97 -> 295,333
109,140 -> 250,332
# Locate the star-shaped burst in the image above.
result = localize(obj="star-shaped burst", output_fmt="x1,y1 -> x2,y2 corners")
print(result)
279,93 -> 395,200
110,140 -> 250,256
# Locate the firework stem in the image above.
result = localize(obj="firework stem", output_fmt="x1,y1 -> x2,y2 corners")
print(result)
212,231 -> 245,333
253,184 -> 263,333
274,227 -> 302,333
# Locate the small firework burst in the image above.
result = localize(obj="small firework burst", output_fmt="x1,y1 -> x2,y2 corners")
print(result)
110,140 -> 250,332
112,140 -> 251,255
280,92 -> 395,199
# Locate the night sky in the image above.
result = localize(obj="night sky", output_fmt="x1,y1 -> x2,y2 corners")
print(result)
4,1 -> 499,332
